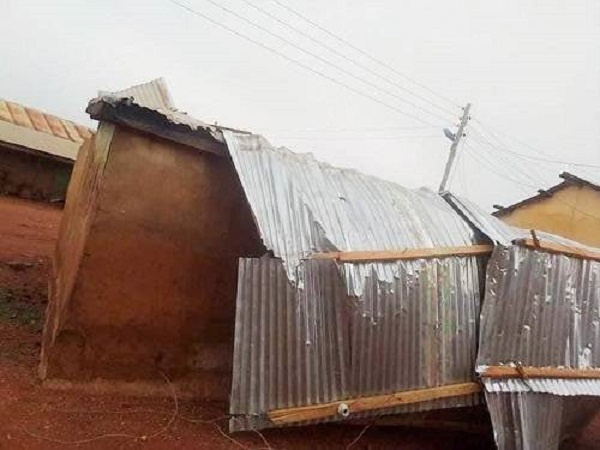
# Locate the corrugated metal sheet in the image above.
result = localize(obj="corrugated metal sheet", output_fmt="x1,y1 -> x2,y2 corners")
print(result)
485,391 -> 600,450
0,99 -> 92,143
230,257 -> 350,431
94,78 -> 215,134
477,245 -> 600,372
230,254 -> 483,431
445,192 -> 600,253
225,131 -> 477,286
98,78 -> 175,111
224,131 -> 486,431
485,391 -> 564,450
449,198 -> 600,450
483,378 -> 600,396
443,193 -> 521,245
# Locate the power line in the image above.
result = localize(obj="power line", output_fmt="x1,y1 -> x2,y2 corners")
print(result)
497,144 -> 600,170
166,0 -> 444,127
471,133 -> 559,199
469,128 -> 600,209
464,142 -> 542,192
238,0 -> 459,118
267,134 -> 442,141
473,118 -> 554,158
268,0 -> 462,109
472,119 -> 600,169
468,129 -> 550,186
465,140 -> 540,190
199,0 -> 452,125
465,141 -> 600,222
262,125 -> 438,132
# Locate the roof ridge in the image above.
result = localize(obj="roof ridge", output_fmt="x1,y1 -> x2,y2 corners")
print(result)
493,172 -> 600,217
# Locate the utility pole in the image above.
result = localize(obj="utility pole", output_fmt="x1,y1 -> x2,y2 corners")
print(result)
438,103 -> 471,193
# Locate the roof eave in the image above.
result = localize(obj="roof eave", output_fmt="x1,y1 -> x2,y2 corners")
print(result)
85,98 -> 227,157
560,171 -> 600,192
493,172 -> 600,217
492,181 -> 570,217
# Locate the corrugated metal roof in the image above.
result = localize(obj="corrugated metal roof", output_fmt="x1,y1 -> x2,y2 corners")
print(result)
225,131 -> 477,284
0,99 -> 92,143
92,78 -> 213,133
445,192 -> 600,252
224,131 -> 485,431
98,78 -> 175,112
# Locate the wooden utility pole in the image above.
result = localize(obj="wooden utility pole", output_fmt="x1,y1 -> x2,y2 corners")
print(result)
438,103 -> 471,193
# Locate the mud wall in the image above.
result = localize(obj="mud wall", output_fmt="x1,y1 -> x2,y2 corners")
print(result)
41,123 -> 114,379
42,125 -> 264,400
0,144 -> 73,201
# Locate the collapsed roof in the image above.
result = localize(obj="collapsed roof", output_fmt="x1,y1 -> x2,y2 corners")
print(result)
88,79 -> 600,449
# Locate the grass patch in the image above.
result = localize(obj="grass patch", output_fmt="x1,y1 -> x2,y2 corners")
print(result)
0,288 -> 43,331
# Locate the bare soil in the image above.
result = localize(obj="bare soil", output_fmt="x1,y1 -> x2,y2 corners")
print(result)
0,194 -> 598,449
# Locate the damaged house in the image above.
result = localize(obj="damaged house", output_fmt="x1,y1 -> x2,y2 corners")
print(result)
41,79 -> 600,449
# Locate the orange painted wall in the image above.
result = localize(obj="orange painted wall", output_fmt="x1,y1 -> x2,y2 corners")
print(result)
498,185 -> 600,247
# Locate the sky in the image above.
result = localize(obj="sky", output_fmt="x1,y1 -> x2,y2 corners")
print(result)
2,0 -> 599,210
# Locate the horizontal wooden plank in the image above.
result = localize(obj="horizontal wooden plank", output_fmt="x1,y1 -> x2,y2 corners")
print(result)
312,244 -> 493,262
480,365 -> 600,380
515,238 -> 600,263
268,382 -> 481,425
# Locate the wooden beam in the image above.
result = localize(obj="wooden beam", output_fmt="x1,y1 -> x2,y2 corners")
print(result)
312,244 -> 493,263
268,382 -> 481,425
515,238 -> 600,263
480,365 -> 600,380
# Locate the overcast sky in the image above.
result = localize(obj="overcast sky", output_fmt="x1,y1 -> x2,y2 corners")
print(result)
2,0 -> 599,210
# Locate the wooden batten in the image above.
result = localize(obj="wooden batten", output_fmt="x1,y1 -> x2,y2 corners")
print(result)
311,244 -> 493,263
268,382 -> 481,425
514,238 -> 600,263
480,365 -> 600,380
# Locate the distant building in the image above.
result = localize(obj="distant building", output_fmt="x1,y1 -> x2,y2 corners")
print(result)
493,172 -> 600,247
0,100 -> 92,202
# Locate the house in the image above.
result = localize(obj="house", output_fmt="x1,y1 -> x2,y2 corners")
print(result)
40,78 -> 600,449
492,172 -> 600,247
41,79 -> 489,419
0,99 -> 92,202
41,79 -> 264,400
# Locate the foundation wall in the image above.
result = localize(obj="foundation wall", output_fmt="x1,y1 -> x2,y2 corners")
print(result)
41,125 -> 263,400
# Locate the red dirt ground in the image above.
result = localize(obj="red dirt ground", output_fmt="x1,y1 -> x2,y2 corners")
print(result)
0,194 -> 598,449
